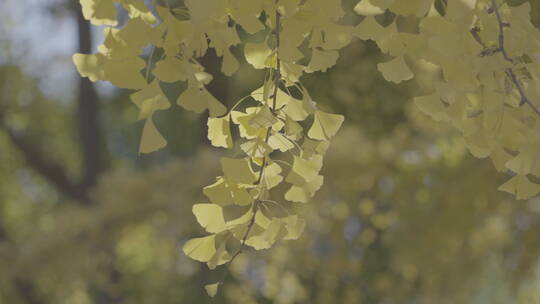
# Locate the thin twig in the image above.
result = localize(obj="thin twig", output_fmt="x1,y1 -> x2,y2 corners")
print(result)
218,3 -> 282,286
489,0 -> 540,115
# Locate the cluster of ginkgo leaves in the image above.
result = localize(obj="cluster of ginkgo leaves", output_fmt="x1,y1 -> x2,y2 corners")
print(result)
355,0 -> 540,199
73,0 -> 540,296
73,0 -> 348,296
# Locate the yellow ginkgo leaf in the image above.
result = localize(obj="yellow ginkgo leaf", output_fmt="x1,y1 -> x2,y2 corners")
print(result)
249,106 -> 278,128
72,53 -> 107,82
207,115 -> 233,148
192,204 -> 227,233
354,0 -> 385,15
226,0 -> 265,34
207,239 -> 231,269
139,118 -> 167,154
221,158 -> 258,185
80,0 -> 118,26
130,80 -> 170,120
377,55 -> 414,84
498,175 -> 540,200
203,177 -> 234,206
285,116 -> 303,138
414,94 -> 449,122
284,175 -> 324,203
204,283 -> 220,298
308,110 -> 344,141
153,57 -> 187,83
262,161 -> 283,190
246,219 -> 282,250
103,56 -> 148,89
244,42 -> 272,69
177,86 -> 227,117
183,235 -> 216,262
121,0 -> 157,24
283,215 -> 306,240
286,155 -> 323,186
225,208 -> 254,229
306,49 -> 339,73
268,133 -> 295,152
232,108 -> 266,139
283,95 -> 312,121
241,137 -> 272,158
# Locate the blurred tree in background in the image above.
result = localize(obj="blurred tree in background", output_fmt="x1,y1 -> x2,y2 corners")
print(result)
1,0 -> 540,303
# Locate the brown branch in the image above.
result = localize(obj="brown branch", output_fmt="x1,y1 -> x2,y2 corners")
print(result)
218,4 -> 283,287
489,0 -> 540,116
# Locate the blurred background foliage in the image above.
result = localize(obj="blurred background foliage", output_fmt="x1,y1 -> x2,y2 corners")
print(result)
1,0 -> 540,303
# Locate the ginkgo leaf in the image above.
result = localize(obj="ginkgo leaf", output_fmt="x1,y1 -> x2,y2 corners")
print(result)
203,178 -> 234,206
80,0 -> 118,26
204,283 -> 220,298
308,110 -> 344,140
377,55 -> 414,84
498,175 -> 540,200
130,80 -> 170,120
262,162 -> 283,190
225,208 -> 254,229
232,108 -> 267,139
303,138 -> 330,157
246,219 -> 282,250
139,118 -> 167,154
177,86 -> 227,117
414,94 -> 449,122
306,49 -> 339,73
207,115 -> 233,148
241,138 -> 272,158
249,106 -> 278,128
72,53 -> 107,82
268,133 -> 295,152
183,235 -> 216,262
226,0 -> 264,33
192,204 -> 227,233
245,42 -> 272,69
283,95 -> 312,121
153,57 -> 187,83
286,155 -> 324,186
285,116 -> 303,138
207,239 -> 231,269
284,175 -> 324,203
283,215 -> 306,240
102,56 -> 148,89
354,0 -> 385,15
121,1 -> 157,24
221,158 -> 258,184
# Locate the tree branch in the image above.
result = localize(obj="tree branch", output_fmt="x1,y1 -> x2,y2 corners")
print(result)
489,0 -> 540,116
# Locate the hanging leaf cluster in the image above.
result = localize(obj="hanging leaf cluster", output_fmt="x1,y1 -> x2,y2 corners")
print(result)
355,0 -> 540,199
73,0 -> 540,296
